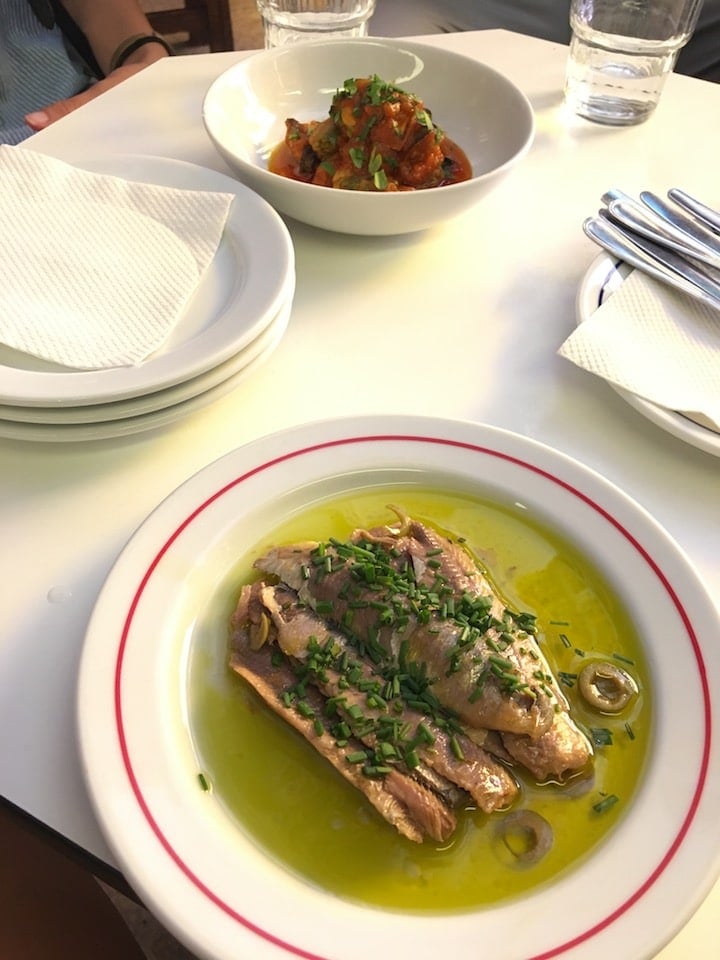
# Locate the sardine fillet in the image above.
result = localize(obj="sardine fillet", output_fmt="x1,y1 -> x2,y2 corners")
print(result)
502,714 -> 592,782
254,512 -> 592,780
236,581 -> 519,814
230,594 -> 456,843
255,518 -> 557,738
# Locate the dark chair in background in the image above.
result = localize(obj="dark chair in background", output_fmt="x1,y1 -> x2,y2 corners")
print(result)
146,0 -> 235,52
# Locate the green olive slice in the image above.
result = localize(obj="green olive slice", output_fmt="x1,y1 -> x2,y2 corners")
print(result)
497,810 -> 553,864
578,661 -> 637,713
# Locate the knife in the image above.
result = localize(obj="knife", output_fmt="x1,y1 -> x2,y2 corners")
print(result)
639,190 -> 720,257
667,188 -> 720,235
605,197 -> 720,270
583,214 -> 720,311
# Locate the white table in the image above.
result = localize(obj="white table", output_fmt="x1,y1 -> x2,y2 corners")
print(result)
2,30 -> 718,958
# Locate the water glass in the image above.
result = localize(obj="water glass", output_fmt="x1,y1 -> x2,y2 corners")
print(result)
256,0 -> 377,47
564,0 -> 704,125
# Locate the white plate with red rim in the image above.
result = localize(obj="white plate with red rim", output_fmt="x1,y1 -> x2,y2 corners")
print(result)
0,155 -> 294,408
576,254 -> 720,457
77,415 -> 720,960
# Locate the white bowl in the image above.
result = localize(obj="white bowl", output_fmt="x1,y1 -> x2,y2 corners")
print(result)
202,38 -> 535,235
77,415 -> 720,960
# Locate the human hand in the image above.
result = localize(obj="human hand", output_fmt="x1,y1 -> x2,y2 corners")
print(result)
24,61 -> 162,132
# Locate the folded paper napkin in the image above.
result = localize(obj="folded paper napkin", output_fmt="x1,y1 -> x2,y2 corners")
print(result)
559,268 -> 720,432
0,146 -> 234,369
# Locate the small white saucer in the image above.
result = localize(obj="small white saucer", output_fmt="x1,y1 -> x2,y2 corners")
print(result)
576,254 -> 720,458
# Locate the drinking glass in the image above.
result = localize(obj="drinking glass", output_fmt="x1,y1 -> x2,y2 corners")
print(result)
256,0 -> 377,47
564,0 -> 705,125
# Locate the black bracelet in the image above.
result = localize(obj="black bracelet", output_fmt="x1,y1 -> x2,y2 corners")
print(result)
110,33 -> 174,72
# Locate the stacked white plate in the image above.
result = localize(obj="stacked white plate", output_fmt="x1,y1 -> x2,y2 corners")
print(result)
0,156 -> 295,442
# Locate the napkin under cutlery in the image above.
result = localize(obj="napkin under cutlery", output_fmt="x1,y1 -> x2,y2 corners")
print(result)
559,267 -> 720,432
0,146 -> 235,369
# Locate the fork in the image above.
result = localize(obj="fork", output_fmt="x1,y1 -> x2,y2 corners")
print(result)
583,213 -> 720,311
601,189 -> 720,270
667,188 -> 720,234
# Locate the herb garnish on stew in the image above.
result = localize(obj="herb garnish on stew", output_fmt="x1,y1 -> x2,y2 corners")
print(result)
269,75 -> 472,191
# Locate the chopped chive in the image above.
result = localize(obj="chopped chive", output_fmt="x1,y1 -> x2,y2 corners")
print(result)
404,748 -> 420,769
367,693 -> 387,710
489,654 -> 513,670
363,765 -> 391,778
416,722 -> 435,745
559,633 -> 571,648
558,671 -> 577,688
197,773 -> 210,792
590,727 -> 613,746
613,653 -> 635,665
592,794 -> 619,814
625,722 -> 636,741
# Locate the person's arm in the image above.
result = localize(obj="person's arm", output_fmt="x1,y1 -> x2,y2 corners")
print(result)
61,0 -> 170,75
25,0 -> 171,131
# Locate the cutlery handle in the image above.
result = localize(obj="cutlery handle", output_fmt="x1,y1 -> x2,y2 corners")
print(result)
607,198 -> 720,270
667,189 -> 720,234
598,210 -> 720,300
639,191 -> 720,256
584,216 -> 720,312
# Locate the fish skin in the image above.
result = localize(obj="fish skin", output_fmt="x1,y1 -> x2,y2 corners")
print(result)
501,713 -> 592,782
255,529 -> 558,740
229,585 -> 456,843
254,512 -> 593,781
378,516 -> 591,778
240,581 -> 520,814
362,516 -> 592,780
